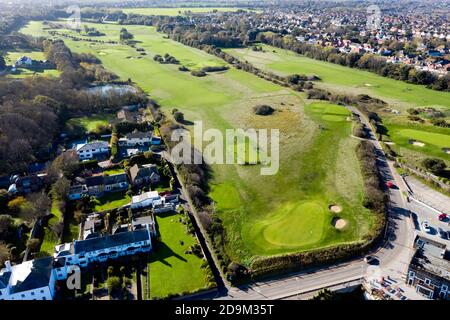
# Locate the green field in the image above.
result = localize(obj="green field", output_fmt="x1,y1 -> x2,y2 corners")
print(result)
149,212 -> 211,298
93,192 -> 131,212
3,51 -> 59,78
226,45 -> 450,165
121,7 -> 257,16
21,21 -> 377,267
67,115 -> 113,133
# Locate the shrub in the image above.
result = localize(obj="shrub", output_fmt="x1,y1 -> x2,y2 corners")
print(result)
253,105 -> 275,116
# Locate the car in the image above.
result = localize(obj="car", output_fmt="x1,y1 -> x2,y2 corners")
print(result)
438,213 -> 447,221
421,220 -> 431,233
400,295 -> 408,300
364,255 -> 378,264
438,228 -> 447,239
386,181 -> 395,189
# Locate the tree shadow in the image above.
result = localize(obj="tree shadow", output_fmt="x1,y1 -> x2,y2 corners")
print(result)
149,241 -> 188,267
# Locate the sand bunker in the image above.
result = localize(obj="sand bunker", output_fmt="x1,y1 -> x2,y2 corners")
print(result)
443,148 -> 450,155
332,217 -> 347,230
329,205 -> 342,213
409,139 -> 425,147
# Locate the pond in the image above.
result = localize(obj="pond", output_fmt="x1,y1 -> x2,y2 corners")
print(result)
85,84 -> 137,96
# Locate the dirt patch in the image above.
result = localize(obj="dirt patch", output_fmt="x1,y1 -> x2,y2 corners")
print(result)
332,217 -> 347,230
329,205 -> 342,213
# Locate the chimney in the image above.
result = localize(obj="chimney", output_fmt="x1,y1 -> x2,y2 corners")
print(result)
5,260 -> 12,271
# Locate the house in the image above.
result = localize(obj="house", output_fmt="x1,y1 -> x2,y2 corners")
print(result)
76,141 -> 110,160
103,173 -> 129,192
0,258 -> 56,300
131,191 -> 161,209
82,217 -> 103,240
406,235 -> 450,300
117,109 -> 142,123
85,175 -> 104,196
14,56 -> 33,67
8,174 -> 44,195
53,227 -> 153,279
118,131 -> 153,147
68,185 -> 87,200
129,164 -> 160,186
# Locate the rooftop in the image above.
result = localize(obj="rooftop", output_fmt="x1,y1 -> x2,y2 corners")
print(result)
411,236 -> 450,281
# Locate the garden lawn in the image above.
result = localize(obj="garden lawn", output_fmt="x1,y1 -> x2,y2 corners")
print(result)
93,192 -> 131,212
67,114 -> 113,133
149,212 -> 209,298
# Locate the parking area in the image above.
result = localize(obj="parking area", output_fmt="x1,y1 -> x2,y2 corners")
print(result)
409,200 -> 450,245
404,175 -> 450,214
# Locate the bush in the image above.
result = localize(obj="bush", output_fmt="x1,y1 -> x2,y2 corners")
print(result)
253,105 -> 275,116
173,111 -> 184,123
191,70 -> 206,77
422,158 -> 447,176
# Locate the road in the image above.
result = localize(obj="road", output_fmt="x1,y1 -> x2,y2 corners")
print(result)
163,106 -> 416,300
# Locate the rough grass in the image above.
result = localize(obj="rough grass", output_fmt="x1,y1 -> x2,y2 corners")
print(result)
149,212 -> 209,299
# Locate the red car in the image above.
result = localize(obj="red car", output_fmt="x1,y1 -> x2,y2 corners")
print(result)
386,181 -> 395,189
438,213 -> 447,221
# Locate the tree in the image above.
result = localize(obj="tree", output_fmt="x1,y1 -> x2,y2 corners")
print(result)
422,158 -> 447,175
27,238 -> 41,253
0,215 -> 15,241
20,192 -> 51,222
0,56 -> 6,70
0,242 -> 11,267
106,276 -> 122,295
0,189 -> 9,211
51,177 -> 70,201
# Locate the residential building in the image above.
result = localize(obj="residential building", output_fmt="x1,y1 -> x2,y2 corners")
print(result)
118,131 -> 153,147
117,109 -> 142,123
103,173 -> 129,192
129,163 -> 160,186
76,141 -> 110,160
8,174 -> 45,195
406,235 -> 450,300
0,258 -> 56,300
14,56 -> 32,67
85,175 -> 104,196
68,185 -> 87,200
53,227 -> 153,280
130,191 -> 161,209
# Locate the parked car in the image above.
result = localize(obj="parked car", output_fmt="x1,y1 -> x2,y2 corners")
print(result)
438,213 -> 447,221
400,295 -> 408,300
421,220 -> 431,233
386,181 -> 395,189
438,228 -> 447,239
364,255 -> 378,264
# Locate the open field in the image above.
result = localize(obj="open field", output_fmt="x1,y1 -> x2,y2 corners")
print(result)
21,22 -> 376,266
3,51 -> 59,78
149,211 -> 210,298
67,115 -> 113,133
121,7 -> 258,16
226,45 -> 450,164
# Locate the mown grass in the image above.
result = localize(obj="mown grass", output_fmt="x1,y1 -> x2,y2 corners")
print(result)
93,192 -> 131,212
67,114 -> 113,133
149,211 -> 210,299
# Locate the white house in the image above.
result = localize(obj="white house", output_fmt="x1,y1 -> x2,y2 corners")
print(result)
118,131 -> 161,147
131,191 -> 161,209
76,141 -> 110,160
53,226 -> 153,280
14,56 -> 33,67
0,258 -> 56,300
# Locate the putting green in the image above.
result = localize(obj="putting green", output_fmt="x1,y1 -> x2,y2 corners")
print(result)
397,129 -> 450,148
250,201 -> 328,248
